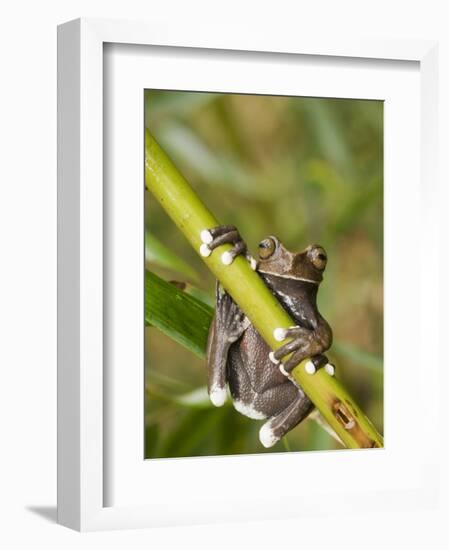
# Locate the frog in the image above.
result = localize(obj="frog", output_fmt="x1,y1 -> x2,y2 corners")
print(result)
200,224 -> 334,448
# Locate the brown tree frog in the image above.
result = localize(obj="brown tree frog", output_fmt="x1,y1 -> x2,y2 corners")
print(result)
200,224 -> 333,448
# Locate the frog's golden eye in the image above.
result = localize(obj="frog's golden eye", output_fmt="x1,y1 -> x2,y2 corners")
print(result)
258,238 -> 276,259
309,246 -> 327,270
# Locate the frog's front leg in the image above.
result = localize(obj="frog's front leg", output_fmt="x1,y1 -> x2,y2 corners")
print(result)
199,225 -> 257,269
269,322 -> 333,375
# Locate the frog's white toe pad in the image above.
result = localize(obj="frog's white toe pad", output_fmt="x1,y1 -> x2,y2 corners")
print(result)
200,229 -> 213,244
325,363 -> 335,376
209,386 -> 227,407
199,243 -> 212,257
305,360 -> 316,375
268,351 -> 280,365
273,327 -> 287,341
259,423 -> 279,448
248,256 -> 257,271
221,251 -> 233,265
279,364 -> 290,378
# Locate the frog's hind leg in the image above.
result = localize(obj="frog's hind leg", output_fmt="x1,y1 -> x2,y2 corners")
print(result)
207,282 -> 249,407
259,390 -> 314,448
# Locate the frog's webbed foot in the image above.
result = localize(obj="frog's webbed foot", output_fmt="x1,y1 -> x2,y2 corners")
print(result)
306,354 -> 335,376
259,391 -> 314,448
270,351 -> 333,378
269,325 -> 334,376
199,225 -> 257,269
207,283 -> 250,408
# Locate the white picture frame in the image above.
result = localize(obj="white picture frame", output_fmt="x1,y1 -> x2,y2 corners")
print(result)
57,18 -> 440,531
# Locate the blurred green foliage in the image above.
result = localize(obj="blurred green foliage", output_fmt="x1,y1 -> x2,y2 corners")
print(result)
144,90 -> 383,458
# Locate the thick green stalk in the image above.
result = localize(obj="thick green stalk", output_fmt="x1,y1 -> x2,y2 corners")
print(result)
145,130 -> 383,449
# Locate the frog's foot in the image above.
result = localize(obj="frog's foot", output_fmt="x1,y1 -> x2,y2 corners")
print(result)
209,383 -> 227,407
303,355 -> 334,376
259,392 -> 314,448
324,362 -> 336,376
273,325 -> 317,344
270,345 -> 332,378
270,325 -> 332,373
199,225 -> 256,268
259,420 -> 280,448
270,326 -> 315,368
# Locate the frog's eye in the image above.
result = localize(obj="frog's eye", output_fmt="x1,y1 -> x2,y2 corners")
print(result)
258,238 -> 276,259
309,246 -> 327,270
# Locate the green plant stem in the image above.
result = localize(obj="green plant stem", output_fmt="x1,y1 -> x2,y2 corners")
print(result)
145,130 -> 383,449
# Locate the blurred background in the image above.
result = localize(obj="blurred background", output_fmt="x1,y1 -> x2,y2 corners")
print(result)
144,90 -> 383,459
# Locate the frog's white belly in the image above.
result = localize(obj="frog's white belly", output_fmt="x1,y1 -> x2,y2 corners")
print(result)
232,399 -> 268,419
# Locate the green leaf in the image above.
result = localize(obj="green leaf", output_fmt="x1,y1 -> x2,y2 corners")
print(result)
145,231 -> 199,282
180,284 -> 215,308
145,270 -> 213,358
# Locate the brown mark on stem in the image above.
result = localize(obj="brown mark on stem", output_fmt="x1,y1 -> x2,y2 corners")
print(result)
345,398 -> 359,417
332,400 -> 380,448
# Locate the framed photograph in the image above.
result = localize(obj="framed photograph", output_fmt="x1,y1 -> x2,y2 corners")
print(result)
57,18 -> 440,531
144,90 -> 384,458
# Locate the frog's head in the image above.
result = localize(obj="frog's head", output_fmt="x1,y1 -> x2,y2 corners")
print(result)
256,236 -> 327,284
